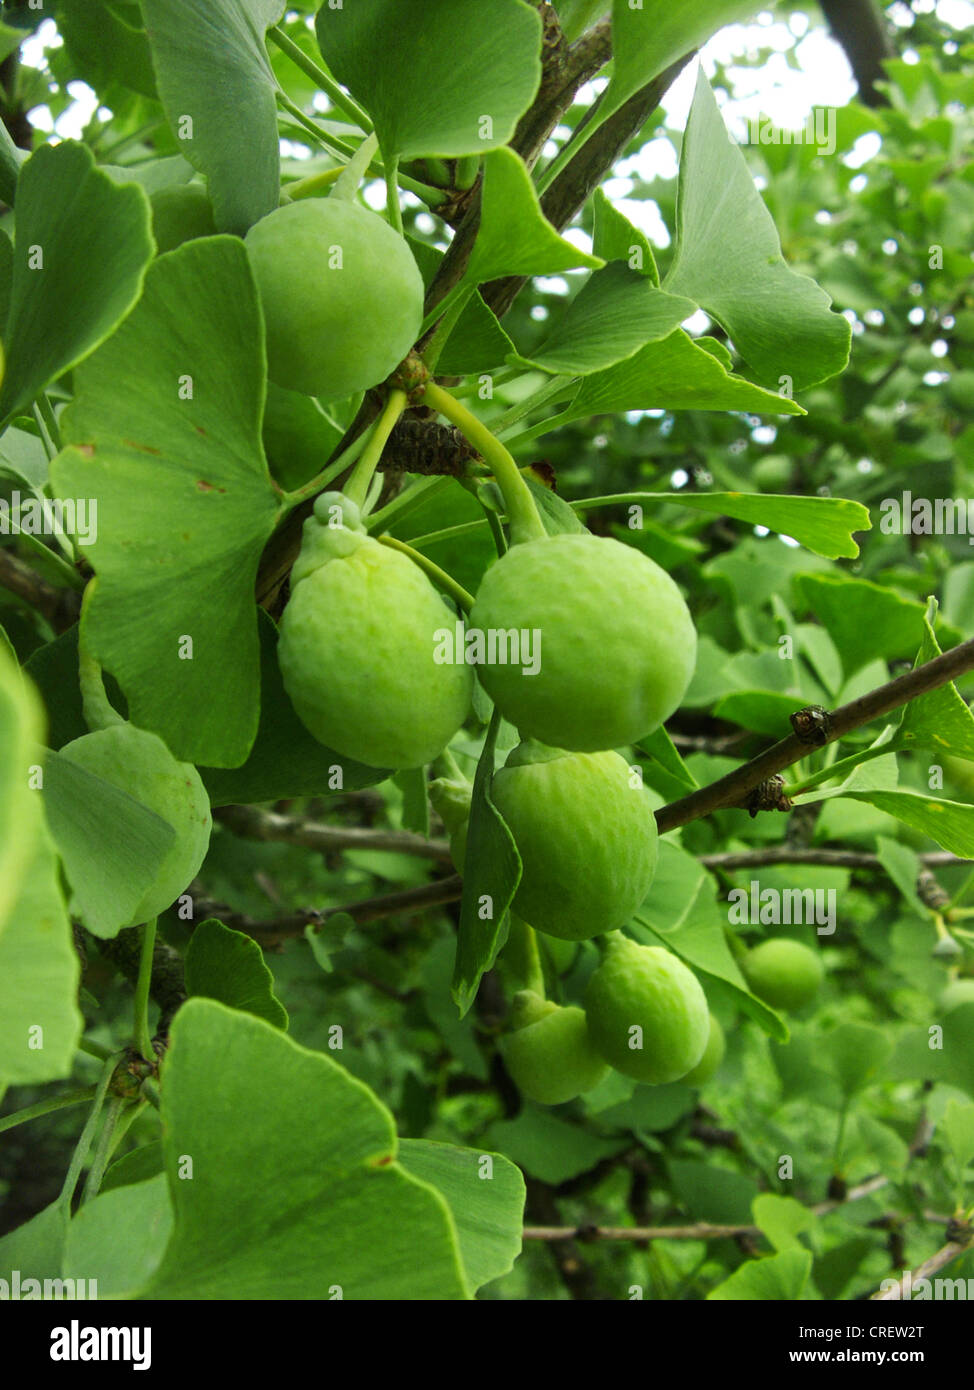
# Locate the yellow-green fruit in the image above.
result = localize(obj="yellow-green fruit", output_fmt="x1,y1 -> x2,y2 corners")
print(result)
940,980 -> 974,1012
244,199 -> 423,399
682,1012 -> 725,1086
149,183 -> 217,255
59,723 -> 211,927
469,533 -> 696,752
500,990 -> 609,1104
278,494 -> 472,770
584,936 -> 709,1084
752,455 -> 792,491
742,937 -> 824,1010
490,741 -> 658,941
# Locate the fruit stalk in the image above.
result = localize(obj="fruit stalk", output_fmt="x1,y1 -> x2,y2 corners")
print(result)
342,388 -> 408,509
423,383 -> 546,544
377,535 -> 474,612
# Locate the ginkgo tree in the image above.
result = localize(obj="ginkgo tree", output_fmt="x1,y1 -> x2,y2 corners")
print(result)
0,0 -> 972,1308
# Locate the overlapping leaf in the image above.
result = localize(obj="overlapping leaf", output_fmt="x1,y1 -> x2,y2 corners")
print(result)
51,238 -> 281,768
315,0 -> 542,160
0,142 -> 153,423
142,0 -> 285,234
665,68 -> 852,391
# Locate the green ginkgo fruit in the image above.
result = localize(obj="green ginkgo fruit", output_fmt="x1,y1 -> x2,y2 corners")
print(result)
469,533 -> 696,751
490,740 -> 659,941
742,937 -> 824,1011
244,199 -> 424,399
59,723 -> 211,927
939,979 -> 974,1013
682,1012 -> 725,1087
278,493 -> 473,770
500,990 -> 609,1105
584,936 -> 710,1084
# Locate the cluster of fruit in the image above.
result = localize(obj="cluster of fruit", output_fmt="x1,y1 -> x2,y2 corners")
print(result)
240,197 -> 827,1106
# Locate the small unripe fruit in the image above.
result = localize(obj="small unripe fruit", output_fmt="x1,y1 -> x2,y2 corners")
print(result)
244,199 -> 423,399
278,494 -> 472,770
469,533 -> 696,752
940,980 -> 974,1013
500,990 -> 609,1105
682,1012 -> 725,1086
741,937 -> 824,1011
584,936 -> 710,1084
490,741 -> 658,941
751,454 -> 792,491
60,723 -> 211,927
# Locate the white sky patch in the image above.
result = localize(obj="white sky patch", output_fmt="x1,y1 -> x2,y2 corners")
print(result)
607,196 -> 671,247
845,132 -> 882,169
682,308 -> 711,335
534,276 -> 570,296
560,225 -> 595,257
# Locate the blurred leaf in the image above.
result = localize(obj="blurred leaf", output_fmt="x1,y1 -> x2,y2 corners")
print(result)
708,1248 -> 812,1300
751,1193 -> 816,1253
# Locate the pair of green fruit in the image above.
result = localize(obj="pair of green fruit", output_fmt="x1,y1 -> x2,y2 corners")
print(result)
278,495 -> 698,774
502,937 -> 725,1106
502,933 -> 827,1107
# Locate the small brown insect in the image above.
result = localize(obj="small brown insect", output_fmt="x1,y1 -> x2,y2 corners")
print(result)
790,704 -> 833,747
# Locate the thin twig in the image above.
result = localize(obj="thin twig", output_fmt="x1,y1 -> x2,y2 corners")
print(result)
522,1174 -> 894,1242
700,848 -> 969,872
214,804 -> 452,863
872,1239 -> 973,1300
0,548 -> 81,631
189,874 -> 465,946
656,640 -> 974,833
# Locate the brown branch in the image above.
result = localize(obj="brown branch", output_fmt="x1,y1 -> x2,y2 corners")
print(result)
522,1174 -> 895,1243
700,848 -> 970,872
819,0 -> 894,108
656,640 -> 974,834
0,548 -> 81,632
482,53 -> 694,323
871,1237 -> 973,1300
213,803 -> 453,864
188,873 -> 464,946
